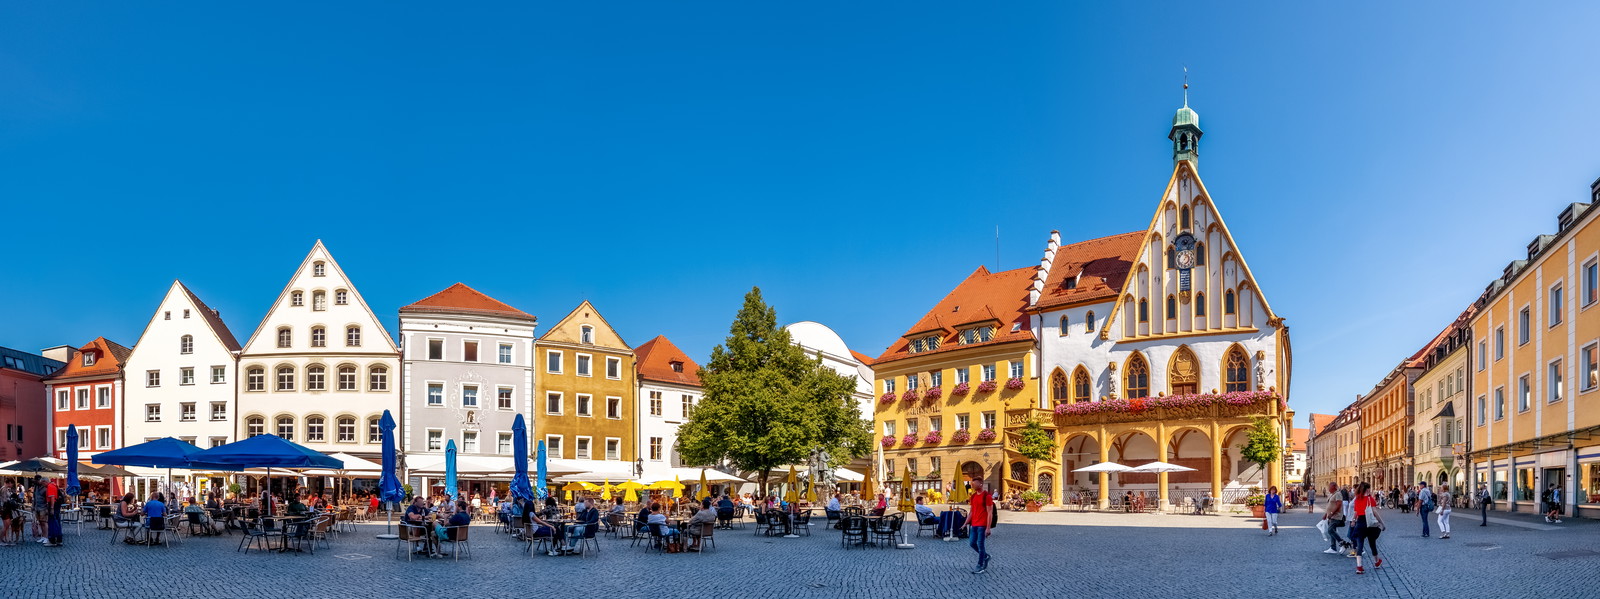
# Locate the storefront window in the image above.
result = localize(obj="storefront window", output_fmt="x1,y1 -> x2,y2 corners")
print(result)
1493,469 -> 1507,501
1583,462 -> 1600,505
1517,468 -> 1535,501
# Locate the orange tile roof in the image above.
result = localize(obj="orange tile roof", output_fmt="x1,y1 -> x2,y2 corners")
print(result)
876,265 -> 1036,364
401,283 -> 536,321
849,350 -> 875,366
179,282 -> 241,351
1290,427 -> 1309,452
1405,304 -> 1478,368
45,337 -> 131,382
1032,231 -> 1145,311
635,335 -> 701,387
1309,413 -> 1337,437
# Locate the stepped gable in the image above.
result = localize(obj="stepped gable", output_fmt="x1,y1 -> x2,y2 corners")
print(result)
1032,231 -> 1145,311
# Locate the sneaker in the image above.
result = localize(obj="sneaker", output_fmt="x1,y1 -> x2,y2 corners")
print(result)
1355,566 -> 1364,574
1324,548 -> 1340,554
971,566 -> 987,574
546,550 -> 559,556
1374,558 -> 1383,569
1555,519 -> 1563,523
1545,516 -> 1552,522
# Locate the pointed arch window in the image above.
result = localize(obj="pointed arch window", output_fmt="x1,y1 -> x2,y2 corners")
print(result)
1224,290 -> 1237,315
1085,311 -> 1096,333
1165,296 -> 1177,320
180,335 -> 194,354
1225,347 -> 1250,392
1169,346 -> 1199,396
1195,241 -> 1206,266
1125,353 -> 1150,399
1072,367 -> 1091,403
1180,206 -> 1191,230
1051,370 -> 1070,403
1167,248 -> 1176,269
1058,315 -> 1069,336
1138,299 -> 1149,323
1195,292 -> 1207,317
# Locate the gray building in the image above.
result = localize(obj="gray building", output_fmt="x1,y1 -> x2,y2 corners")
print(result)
399,283 -> 536,498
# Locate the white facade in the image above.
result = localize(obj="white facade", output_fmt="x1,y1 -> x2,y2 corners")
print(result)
637,379 -> 698,480
237,241 -> 400,457
123,281 -> 241,450
785,321 -> 875,417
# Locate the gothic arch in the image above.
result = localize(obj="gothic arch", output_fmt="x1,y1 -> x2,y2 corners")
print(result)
1049,368 -> 1070,403
1072,366 -> 1092,403
1168,345 -> 1200,396
1124,352 -> 1150,399
1223,344 -> 1251,392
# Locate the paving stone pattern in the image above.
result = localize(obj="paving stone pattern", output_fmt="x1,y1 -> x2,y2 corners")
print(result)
0,507 -> 1593,598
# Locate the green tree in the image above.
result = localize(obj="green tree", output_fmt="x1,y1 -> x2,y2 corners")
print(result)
1240,416 -> 1281,484
1015,419 -> 1057,494
676,287 -> 873,489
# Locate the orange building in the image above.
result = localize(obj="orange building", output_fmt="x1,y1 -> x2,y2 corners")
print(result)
1357,358 -> 1421,489
44,337 -> 131,459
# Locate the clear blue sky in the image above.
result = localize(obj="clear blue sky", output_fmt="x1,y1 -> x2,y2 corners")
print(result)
5,3 -> 1599,427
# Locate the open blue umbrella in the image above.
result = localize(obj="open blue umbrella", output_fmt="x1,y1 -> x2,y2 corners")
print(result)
92,437 -> 207,468
377,410 -> 405,539
510,414 -> 533,501
64,425 -> 80,498
535,439 -> 548,500
190,434 -> 341,509
444,439 -> 458,500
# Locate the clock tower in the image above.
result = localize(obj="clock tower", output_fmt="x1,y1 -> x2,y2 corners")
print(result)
1170,101 -> 1202,170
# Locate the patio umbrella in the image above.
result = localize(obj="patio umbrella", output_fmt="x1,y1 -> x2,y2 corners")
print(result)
898,469 -> 914,512
618,480 -> 644,503
378,410 -> 406,539
509,414 -> 534,502
1125,461 -> 1197,473
784,467 -> 799,503
1,458 -> 65,473
951,474 -> 969,503
601,479 -> 612,501
191,434 -> 342,515
64,425 -> 80,498
444,439 -> 458,500
535,439 -> 548,500
1072,462 -> 1133,473
92,437 -> 217,492
696,470 -> 710,502
862,466 -> 874,499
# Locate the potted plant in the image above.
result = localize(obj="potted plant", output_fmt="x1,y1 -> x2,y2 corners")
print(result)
881,435 -> 897,448
902,388 -> 921,401
924,386 -> 943,401
1245,486 -> 1266,518
923,430 -> 943,444
976,428 -> 998,442
879,392 -> 897,404
977,380 -> 998,393
1020,490 -> 1047,512
901,434 -> 919,446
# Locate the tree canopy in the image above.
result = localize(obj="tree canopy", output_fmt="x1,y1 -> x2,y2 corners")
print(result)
676,287 -> 873,486
1240,416 -> 1281,470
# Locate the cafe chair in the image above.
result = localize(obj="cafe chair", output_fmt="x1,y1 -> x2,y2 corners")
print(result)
440,525 -> 471,560
574,523 -> 600,558
397,522 -> 430,561
869,513 -> 902,547
312,516 -> 334,549
752,510 -> 768,536
97,505 -> 114,530
526,524 -> 553,557
185,512 -> 210,536
728,506 -> 746,529
915,513 -> 940,537
145,516 -> 171,548
284,520 -> 316,555
236,519 -> 271,553
689,522 -> 715,553
839,515 -> 868,548
792,510 -> 813,536
825,508 -> 842,530
716,506 -> 735,529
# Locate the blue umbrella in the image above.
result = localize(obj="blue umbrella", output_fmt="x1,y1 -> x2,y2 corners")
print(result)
188,434 -> 342,470
535,439 -> 548,500
64,425 -> 80,497
92,437 -> 207,468
509,414 -> 533,501
377,410 -> 405,539
444,439 -> 458,500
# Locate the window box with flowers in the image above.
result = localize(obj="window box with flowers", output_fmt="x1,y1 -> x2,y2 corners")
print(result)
923,386 -> 943,401
1005,377 -> 1025,391
902,388 -> 921,401
879,392 -> 896,404
901,434 -> 919,446
952,382 -> 970,396
976,380 -> 998,393
950,428 -> 971,443
881,436 -> 897,448
923,430 -> 942,444
1053,390 -> 1283,417
977,428 -> 997,442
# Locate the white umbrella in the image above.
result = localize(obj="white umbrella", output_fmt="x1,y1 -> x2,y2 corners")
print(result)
1073,462 -> 1133,473
1125,461 -> 1196,473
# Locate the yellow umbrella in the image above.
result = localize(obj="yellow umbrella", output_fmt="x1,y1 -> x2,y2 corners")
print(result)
601,479 -> 612,501
784,466 -> 800,503
618,480 -> 645,503
696,469 -> 710,501
562,481 -> 587,491
805,472 -> 818,504
898,469 -> 914,512
951,473 -> 970,503
862,468 -> 875,499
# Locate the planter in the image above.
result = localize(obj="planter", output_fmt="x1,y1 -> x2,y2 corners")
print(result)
1250,505 -> 1265,518
1026,502 -> 1042,512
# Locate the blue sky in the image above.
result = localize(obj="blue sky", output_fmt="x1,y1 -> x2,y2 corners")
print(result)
4,3 -> 1599,427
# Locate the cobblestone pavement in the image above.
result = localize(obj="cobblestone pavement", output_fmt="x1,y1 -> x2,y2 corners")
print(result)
1,507 -> 1592,598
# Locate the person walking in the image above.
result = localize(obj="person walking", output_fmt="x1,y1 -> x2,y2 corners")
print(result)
1543,483 -> 1563,523
1416,482 -> 1434,537
1350,482 -> 1386,574
1435,484 -> 1453,539
1321,482 -> 1349,555
1477,485 -> 1490,526
1307,484 -> 1315,513
1264,486 -> 1282,536
42,477 -> 63,548
967,476 -> 996,574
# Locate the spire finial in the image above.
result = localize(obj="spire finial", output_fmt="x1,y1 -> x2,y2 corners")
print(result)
1182,65 -> 1189,107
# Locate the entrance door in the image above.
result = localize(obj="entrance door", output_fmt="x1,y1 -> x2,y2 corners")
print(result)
1543,467 -> 1567,506
1172,383 -> 1198,395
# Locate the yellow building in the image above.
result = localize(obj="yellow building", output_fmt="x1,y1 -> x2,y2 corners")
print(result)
533,301 -> 637,475
1470,191 -> 1600,516
1410,310 -> 1473,492
1357,360 -> 1420,489
872,266 -> 1039,496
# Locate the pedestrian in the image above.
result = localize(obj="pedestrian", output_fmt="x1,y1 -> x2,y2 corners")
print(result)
1416,481 -> 1434,537
1264,485 -> 1282,535
1477,485 -> 1491,526
1541,483 -> 1563,523
43,477 -> 63,548
30,476 -> 47,542
1307,483 -> 1315,513
967,476 -> 996,574
1350,482 -> 1386,574
1435,484 -> 1453,539
1321,482 -> 1350,555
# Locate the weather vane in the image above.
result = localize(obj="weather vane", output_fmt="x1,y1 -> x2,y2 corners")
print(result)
1182,65 -> 1189,106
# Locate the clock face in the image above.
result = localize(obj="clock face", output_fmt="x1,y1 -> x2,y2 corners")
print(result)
1176,250 -> 1195,270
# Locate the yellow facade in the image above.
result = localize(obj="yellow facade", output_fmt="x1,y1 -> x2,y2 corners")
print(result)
1358,365 -> 1418,488
533,301 -> 637,464
873,341 -> 1035,496
1470,198 -> 1600,514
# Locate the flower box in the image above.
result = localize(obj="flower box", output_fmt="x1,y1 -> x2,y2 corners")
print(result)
1005,377 -> 1025,391
901,434 -> 919,446
1053,390 -> 1284,417
879,392 -> 896,404
880,436 -> 897,448
952,382 -> 970,395
976,380 -> 998,393
976,428 -> 997,442
902,389 -> 921,401
923,431 -> 942,444
950,428 -> 971,443
923,386 -> 943,401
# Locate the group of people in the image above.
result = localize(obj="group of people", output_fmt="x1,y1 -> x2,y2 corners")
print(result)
403,495 -> 475,558
0,475 -> 66,547
1315,480 -> 1461,575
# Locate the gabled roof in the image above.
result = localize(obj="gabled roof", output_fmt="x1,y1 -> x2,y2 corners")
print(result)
179,282 -> 242,352
1309,413 -> 1337,437
242,240 -> 398,354
635,335 -> 701,387
45,337 -> 131,381
402,283 -> 536,322
1289,427 -> 1309,452
876,265 -> 1035,364
1032,231 -> 1146,311
537,300 -> 632,350
849,350 -> 875,366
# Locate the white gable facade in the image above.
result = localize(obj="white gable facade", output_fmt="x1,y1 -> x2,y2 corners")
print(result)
123,281 -> 241,450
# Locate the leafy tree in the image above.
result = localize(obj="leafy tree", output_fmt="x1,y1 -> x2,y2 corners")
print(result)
1015,419 -> 1056,493
676,287 -> 872,488
1240,416 -> 1281,485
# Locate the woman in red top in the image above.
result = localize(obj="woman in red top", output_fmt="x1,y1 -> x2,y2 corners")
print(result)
1351,481 -> 1387,574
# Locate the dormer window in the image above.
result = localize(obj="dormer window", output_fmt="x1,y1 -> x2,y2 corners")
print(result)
580,326 -> 594,344
313,261 -> 326,277
958,326 -> 995,345
670,361 -> 684,373
1064,278 -> 1077,290
82,352 -> 96,367
911,335 -> 942,353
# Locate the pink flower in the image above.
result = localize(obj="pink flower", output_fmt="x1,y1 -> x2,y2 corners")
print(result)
881,436 -> 897,447
902,388 -> 921,401
924,386 -> 943,400
1053,391 -> 1282,416
901,434 -> 919,446
977,428 -> 997,442
951,428 -> 971,443
976,380 -> 998,393
952,382 -> 970,395
879,392 -> 896,404
1005,377 -> 1025,391
923,430 -> 943,444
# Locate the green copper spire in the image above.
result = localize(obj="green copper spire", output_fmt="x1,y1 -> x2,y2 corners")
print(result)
1169,75 -> 1202,170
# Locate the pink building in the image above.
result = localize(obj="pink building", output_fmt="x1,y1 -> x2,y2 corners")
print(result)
0,346 -> 66,460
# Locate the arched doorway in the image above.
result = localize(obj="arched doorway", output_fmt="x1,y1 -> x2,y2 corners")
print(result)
1111,431 -> 1159,498
960,461 -> 985,484
1061,433 -> 1102,501
1037,472 -> 1055,504
1219,426 -> 1258,501
1166,427 -> 1214,507
1169,346 -> 1199,396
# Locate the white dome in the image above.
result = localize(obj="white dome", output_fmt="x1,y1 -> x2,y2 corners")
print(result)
785,321 -> 854,360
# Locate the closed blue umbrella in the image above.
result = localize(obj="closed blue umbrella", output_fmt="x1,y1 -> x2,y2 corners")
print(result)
444,439 -> 458,501
377,410 -> 405,539
535,439 -> 548,500
509,414 -> 533,501
64,425 -> 80,498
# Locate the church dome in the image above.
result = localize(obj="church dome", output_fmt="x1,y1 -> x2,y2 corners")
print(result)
1173,105 -> 1199,128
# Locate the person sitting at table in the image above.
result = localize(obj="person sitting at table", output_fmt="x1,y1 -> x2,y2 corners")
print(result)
136,492 -> 167,545
645,502 -> 679,545
715,495 -> 736,529
871,493 -> 887,517
685,499 -> 718,552
559,499 -> 600,555
403,497 -> 436,555
540,497 -> 560,520
524,509 -> 558,555
286,495 -> 310,517
635,503 -> 653,534
913,497 -> 938,525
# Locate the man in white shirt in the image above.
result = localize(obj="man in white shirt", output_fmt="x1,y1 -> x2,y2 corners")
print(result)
827,493 -> 842,512
913,496 -> 938,525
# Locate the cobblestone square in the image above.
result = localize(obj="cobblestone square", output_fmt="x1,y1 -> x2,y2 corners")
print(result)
1,507 -> 1591,598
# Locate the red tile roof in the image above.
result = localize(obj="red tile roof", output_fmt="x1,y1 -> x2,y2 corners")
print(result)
401,283 -> 536,321
849,350 -> 875,366
1032,231 -> 1145,311
635,335 -> 701,387
179,282 -> 241,351
875,265 -> 1036,364
1290,427 -> 1309,452
1405,304 -> 1477,368
45,337 -> 131,382
1309,414 -> 1337,437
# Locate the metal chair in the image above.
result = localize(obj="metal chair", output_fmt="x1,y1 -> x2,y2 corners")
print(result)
688,522 -> 715,553
869,513 -> 901,547
573,523 -> 600,558
526,523 -> 553,556
792,510 -> 813,536
839,515 -> 868,548
144,516 -> 171,548
185,512 -> 210,536
397,522 -> 429,561
283,520 -> 316,555
236,519 -> 272,553
440,524 -> 471,560
915,512 -> 940,537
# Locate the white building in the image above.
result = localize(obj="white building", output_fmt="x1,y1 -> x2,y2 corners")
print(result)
237,241 -> 400,465
634,335 -> 701,480
123,281 -> 242,451
785,321 -> 875,419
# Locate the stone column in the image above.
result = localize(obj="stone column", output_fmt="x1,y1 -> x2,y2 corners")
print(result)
1098,425 -> 1110,509
1157,421 -> 1169,512
1210,421 -> 1223,502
